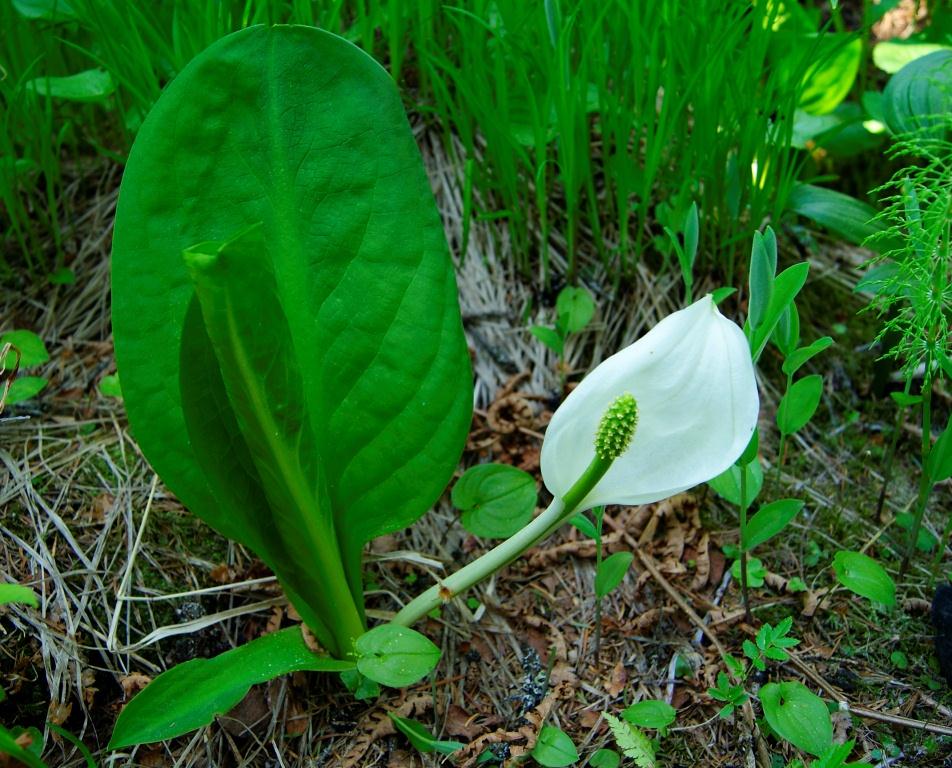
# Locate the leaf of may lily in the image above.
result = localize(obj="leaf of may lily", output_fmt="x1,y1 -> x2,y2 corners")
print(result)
540,295 -> 759,510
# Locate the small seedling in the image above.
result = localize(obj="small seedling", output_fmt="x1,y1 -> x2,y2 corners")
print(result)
530,284 -> 596,386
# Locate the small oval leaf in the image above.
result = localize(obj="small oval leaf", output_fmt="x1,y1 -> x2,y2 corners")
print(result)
590,748 -> 621,768
0,330 -> 49,368
777,374 -> 823,435
556,286 -> 595,333
782,337 -> 833,377
452,463 -> 537,539
832,550 -> 895,607
355,625 -> 441,688
0,584 -> 39,608
743,499 -> 804,551
595,551 -> 634,598
531,724 -> 579,767
6,376 -> 48,404
621,700 -> 676,731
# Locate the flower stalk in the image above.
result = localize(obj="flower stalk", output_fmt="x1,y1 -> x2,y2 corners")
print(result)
393,394 -> 638,627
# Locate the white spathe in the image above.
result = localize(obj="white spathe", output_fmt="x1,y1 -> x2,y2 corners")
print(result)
541,294 -> 759,510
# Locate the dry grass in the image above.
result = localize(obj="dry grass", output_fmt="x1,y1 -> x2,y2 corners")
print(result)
1,126 -> 951,768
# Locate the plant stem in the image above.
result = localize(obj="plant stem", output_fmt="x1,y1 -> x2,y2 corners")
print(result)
772,371 -> 793,492
875,377 -> 912,522
594,506 -> 605,659
900,373 -> 933,576
739,465 -> 752,623
393,454 -> 613,628
392,496 -> 566,627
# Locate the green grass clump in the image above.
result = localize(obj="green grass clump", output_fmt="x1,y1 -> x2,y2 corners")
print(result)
2,0 -> 843,284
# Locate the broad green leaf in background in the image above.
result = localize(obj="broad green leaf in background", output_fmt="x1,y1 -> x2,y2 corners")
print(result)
595,551 -> 633,598
863,90 -> 887,124
354,625 -> 441,688
782,337 -> 833,377
26,70 -> 115,103
531,724 -> 579,767
788,184 -> 885,246
777,374 -> 824,435
388,713 -> 464,755
832,551 -> 895,607
854,262 -> 901,297
0,583 -> 39,607
6,377 -> 48,404
111,26 -> 472,658
0,330 -> 49,368
108,627 -> 353,749
759,681 -> 832,756
883,49 -> 952,140
792,103 -> 885,157
873,42 -> 951,74
12,0 -> 76,21
709,460 -> 764,507
742,499 -> 804,551
556,285 -> 595,333
711,286 -> 737,305
452,463 -> 537,538
621,700 -> 676,732
799,35 -> 862,115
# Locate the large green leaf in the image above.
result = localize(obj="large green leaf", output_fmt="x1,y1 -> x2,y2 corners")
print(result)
112,26 -> 472,657
108,627 -> 353,749
799,35 -> 862,116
